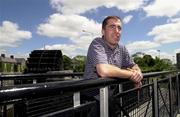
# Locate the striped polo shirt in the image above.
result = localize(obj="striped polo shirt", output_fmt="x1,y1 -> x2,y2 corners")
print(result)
84,37 -> 135,79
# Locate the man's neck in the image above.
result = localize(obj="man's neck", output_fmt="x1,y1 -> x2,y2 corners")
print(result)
102,37 -> 117,49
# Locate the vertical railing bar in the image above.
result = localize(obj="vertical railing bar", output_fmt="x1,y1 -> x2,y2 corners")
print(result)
0,79 -> 2,87
177,73 -> 180,113
73,92 -> 80,107
119,84 -> 123,117
3,105 -> 7,117
33,79 -> 37,84
169,77 -> 173,117
100,86 -> 109,117
153,79 -> 159,117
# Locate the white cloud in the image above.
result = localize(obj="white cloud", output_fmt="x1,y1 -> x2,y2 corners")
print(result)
9,52 -> 29,59
50,0 -> 145,14
143,0 -> 180,17
38,35 -> 95,57
123,15 -> 133,24
142,49 -> 160,58
37,14 -> 101,39
40,44 -> 86,57
143,49 -> 175,62
42,44 -> 76,56
37,14 -> 101,56
126,41 -> 160,52
134,49 -> 176,64
148,20 -> 180,43
41,0 -> 179,58
174,48 -> 180,54
42,0 -> 145,57
0,21 -> 32,48
110,0 -> 145,13
167,18 -> 180,23
0,49 -> 6,54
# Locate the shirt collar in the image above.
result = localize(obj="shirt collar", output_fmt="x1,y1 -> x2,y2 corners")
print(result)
101,37 -> 119,52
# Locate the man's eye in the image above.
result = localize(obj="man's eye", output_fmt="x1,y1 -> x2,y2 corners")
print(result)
110,25 -> 116,29
109,25 -> 121,31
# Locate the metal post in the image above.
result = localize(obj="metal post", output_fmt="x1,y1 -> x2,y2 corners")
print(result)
3,105 -> 7,117
153,79 -> 159,117
100,86 -> 109,117
0,80 -> 2,87
73,92 -> 80,107
33,79 -> 37,84
176,74 -> 180,113
119,84 -> 123,117
169,77 -> 173,117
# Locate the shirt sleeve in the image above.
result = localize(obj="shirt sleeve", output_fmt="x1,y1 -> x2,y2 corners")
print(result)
87,39 -> 108,67
122,46 -> 135,68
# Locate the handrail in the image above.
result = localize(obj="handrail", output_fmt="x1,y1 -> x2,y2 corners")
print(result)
0,70 -> 176,80
0,71 -> 177,102
0,72 -> 84,80
143,70 -> 177,78
0,78 -> 121,102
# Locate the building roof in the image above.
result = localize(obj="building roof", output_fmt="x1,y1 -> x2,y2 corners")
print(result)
15,58 -> 26,64
0,57 -> 16,63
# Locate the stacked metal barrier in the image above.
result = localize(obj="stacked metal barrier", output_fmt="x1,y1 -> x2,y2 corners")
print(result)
0,71 -> 179,117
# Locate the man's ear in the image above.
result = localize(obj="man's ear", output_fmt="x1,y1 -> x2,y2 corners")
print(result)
101,29 -> 104,36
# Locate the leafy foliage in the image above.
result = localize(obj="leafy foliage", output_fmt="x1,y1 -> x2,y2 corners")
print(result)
63,54 -> 176,73
63,55 -> 73,70
72,55 -> 86,72
63,55 -> 86,72
134,55 -> 176,73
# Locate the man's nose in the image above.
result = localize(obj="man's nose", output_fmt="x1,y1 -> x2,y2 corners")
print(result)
114,27 -> 120,33
115,28 -> 119,32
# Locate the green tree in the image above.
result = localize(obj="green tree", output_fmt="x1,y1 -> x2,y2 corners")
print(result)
134,56 -> 145,67
143,55 -> 155,67
72,55 -> 86,72
63,55 -> 73,70
134,54 -> 176,73
153,58 -> 175,71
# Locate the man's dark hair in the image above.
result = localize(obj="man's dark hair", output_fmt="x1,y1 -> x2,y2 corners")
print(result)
102,16 -> 122,29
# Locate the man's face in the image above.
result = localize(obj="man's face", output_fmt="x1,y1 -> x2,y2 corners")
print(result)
102,18 -> 122,48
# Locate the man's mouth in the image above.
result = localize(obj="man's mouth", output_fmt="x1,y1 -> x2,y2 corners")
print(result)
115,35 -> 120,39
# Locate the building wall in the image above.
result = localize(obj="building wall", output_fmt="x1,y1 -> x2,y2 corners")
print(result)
0,62 -> 2,72
177,53 -> 180,70
1,62 -> 14,73
0,56 -> 26,73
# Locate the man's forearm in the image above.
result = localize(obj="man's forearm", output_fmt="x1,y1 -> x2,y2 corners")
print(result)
96,64 -> 133,79
131,64 -> 141,72
96,63 -> 143,83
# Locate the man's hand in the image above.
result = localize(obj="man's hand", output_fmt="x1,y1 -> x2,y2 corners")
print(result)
127,68 -> 143,89
128,68 -> 143,83
134,81 -> 142,89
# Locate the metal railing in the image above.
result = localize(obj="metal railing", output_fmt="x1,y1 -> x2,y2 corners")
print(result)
0,71 -> 180,117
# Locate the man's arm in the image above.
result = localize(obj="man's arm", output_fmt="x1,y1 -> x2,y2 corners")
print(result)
129,64 -> 143,88
131,64 -> 142,72
96,64 -> 142,83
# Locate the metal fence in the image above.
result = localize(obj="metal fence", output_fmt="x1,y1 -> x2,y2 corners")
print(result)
0,71 -> 180,117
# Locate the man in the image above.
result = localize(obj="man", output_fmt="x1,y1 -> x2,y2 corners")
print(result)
84,16 -> 143,86
83,16 -> 143,117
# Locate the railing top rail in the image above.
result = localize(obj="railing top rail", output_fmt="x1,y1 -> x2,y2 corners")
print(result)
0,72 -> 84,80
0,70 -> 177,80
0,78 -> 120,102
0,71 -> 177,102
143,70 -> 177,78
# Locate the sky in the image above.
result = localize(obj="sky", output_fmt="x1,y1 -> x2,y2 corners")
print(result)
0,0 -> 180,63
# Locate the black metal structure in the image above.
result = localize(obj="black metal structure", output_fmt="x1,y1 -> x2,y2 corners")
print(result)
26,50 -> 63,73
0,71 -> 179,117
177,53 -> 180,70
